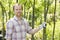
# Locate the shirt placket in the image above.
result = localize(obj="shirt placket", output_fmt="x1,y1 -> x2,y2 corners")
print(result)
14,19 -> 23,40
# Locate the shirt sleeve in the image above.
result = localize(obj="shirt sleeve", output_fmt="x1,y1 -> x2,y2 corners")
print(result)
24,19 -> 32,34
5,20 -> 13,39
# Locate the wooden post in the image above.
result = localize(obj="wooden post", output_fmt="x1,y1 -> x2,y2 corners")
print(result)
52,0 -> 57,40
31,0 -> 35,40
43,0 -> 49,40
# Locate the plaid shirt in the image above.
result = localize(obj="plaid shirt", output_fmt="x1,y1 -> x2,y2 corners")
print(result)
5,16 -> 32,40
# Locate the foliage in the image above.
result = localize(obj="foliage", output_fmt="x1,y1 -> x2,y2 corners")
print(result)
0,0 -> 60,40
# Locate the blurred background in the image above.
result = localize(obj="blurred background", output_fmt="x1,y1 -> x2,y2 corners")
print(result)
0,0 -> 60,40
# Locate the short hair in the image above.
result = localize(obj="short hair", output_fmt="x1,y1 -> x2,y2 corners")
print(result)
13,3 -> 23,11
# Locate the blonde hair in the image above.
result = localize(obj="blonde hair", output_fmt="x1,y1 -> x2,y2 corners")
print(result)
13,3 -> 23,11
